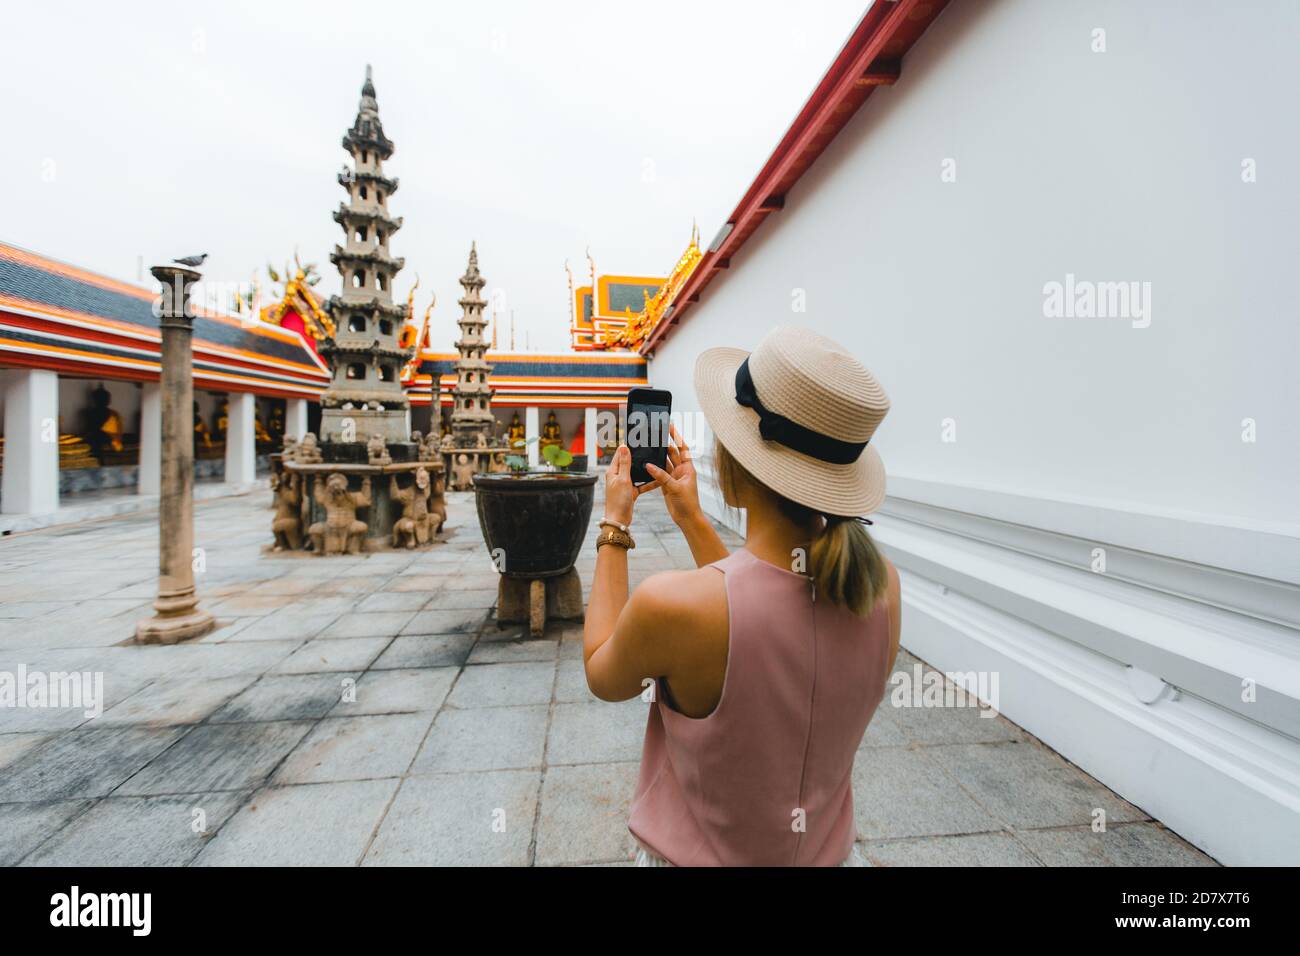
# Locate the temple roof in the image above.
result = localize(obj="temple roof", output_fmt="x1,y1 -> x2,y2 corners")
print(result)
0,242 -> 329,398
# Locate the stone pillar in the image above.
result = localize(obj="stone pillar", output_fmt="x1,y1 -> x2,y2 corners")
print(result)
285,398 -> 309,440
136,265 -> 215,645
584,406 -> 599,466
525,406 -> 540,468
138,381 -> 162,496
224,391 -> 256,486
0,368 -> 59,515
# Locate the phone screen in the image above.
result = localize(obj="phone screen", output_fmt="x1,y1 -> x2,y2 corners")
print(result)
626,388 -> 672,485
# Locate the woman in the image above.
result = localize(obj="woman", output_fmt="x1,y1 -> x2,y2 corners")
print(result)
584,326 -> 901,867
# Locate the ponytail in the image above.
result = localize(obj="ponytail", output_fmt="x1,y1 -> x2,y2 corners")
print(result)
809,516 -> 888,617
715,441 -> 889,617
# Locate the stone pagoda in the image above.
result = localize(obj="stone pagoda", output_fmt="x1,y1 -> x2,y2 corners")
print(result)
442,244 -> 510,489
274,66 -> 446,554
320,64 -> 411,445
450,243 -> 496,447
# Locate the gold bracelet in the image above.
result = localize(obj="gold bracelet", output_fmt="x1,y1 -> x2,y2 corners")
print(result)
596,528 -> 635,551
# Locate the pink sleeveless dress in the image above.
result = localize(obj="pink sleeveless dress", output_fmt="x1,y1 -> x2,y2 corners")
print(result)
628,548 -> 891,866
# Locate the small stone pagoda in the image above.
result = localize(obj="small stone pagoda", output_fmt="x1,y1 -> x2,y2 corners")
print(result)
442,244 -> 510,489
274,66 -> 446,554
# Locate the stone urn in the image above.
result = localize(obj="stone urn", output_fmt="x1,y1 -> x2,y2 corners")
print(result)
473,472 -> 597,636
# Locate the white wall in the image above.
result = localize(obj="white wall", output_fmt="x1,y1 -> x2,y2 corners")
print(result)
648,0 -> 1300,865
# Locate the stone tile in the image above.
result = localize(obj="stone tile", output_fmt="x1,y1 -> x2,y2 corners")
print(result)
423,589 -> 497,610
851,746 -> 999,840
467,640 -> 558,665
270,637 -> 392,675
534,762 -> 640,866
555,659 -> 596,703
209,673 -> 360,723
372,634 -> 475,670
116,721 -> 313,795
0,726 -> 187,802
363,769 -> 539,866
97,675 -> 258,727
447,662 -> 556,709
547,700 -> 648,765
383,575 -> 443,593
274,713 -> 435,784
332,667 -> 456,716
194,779 -> 399,866
930,741 -> 1148,829
441,572 -> 505,591
21,790 -> 248,866
355,591 -> 430,612
0,800 -> 91,865
0,732 -> 52,771
413,705 -> 549,773
216,610 -> 340,643
887,697 -> 1024,746
401,607 -> 488,635
207,594 -> 295,617
858,707 -> 908,748
321,611 -> 415,639
1015,824 -> 1216,866
860,833 -> 1041,867
248,576 -> 323,596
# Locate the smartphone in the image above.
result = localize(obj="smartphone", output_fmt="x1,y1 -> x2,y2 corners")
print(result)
625,387 -> 672,486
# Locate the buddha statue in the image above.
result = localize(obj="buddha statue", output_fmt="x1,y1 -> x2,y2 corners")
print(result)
194,401 -> 213,449
57,416 -> 98,470
215,399 -> 229,440
85,384 -> 124,460
539,411 -> 562,452
507,412 -> 525,448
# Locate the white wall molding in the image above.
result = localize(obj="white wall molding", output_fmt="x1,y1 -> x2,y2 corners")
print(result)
900,569 -> 1300,865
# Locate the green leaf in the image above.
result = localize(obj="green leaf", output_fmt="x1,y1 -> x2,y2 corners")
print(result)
553,448 -> 573,467
542,444 -> 562,464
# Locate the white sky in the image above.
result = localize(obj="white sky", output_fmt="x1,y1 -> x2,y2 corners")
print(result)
0,0 -> 867,352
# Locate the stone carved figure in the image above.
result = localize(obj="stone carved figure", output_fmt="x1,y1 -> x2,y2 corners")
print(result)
281,435 -> 299,463
367,433 -> 391,466
270,472 -> 303,551
428,467 -> 447,534
452,452 -> 476,491
308,473 -> 371,555
489,451 -> 508,474
297,432 -> 324,464
390,466 -> 443,549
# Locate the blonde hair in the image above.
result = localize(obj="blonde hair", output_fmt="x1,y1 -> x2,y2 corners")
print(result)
715,442 -> 888,617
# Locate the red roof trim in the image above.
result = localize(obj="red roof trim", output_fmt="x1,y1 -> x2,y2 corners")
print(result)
641,0 -> 950,354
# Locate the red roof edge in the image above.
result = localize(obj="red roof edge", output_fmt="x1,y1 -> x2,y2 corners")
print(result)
641,0 -> 951,355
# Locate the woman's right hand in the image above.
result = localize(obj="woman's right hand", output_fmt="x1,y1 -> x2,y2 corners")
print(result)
644,423 -> 704,531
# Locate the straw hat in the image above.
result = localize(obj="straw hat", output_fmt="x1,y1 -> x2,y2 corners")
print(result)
695,326 -> 889,517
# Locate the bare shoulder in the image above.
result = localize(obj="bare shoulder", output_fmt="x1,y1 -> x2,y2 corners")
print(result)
626,567 -> 726,624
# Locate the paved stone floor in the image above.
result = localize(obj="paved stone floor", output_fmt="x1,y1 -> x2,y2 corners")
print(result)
0,482 -> 1215,866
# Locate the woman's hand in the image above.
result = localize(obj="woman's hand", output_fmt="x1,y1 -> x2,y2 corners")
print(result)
603,444 -> 655,526
643,423 -> 703,530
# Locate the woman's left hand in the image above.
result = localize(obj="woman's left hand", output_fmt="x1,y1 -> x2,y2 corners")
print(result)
604,445 -> 655,526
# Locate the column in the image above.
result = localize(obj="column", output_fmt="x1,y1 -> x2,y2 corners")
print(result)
525,405 -> 540,468
584,406 -> 599,467
224,391 -> 256,486
285,397 -> 308,440
136,264 -> 214,645
137,381 -> 162,496
0,368 -> 59,515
